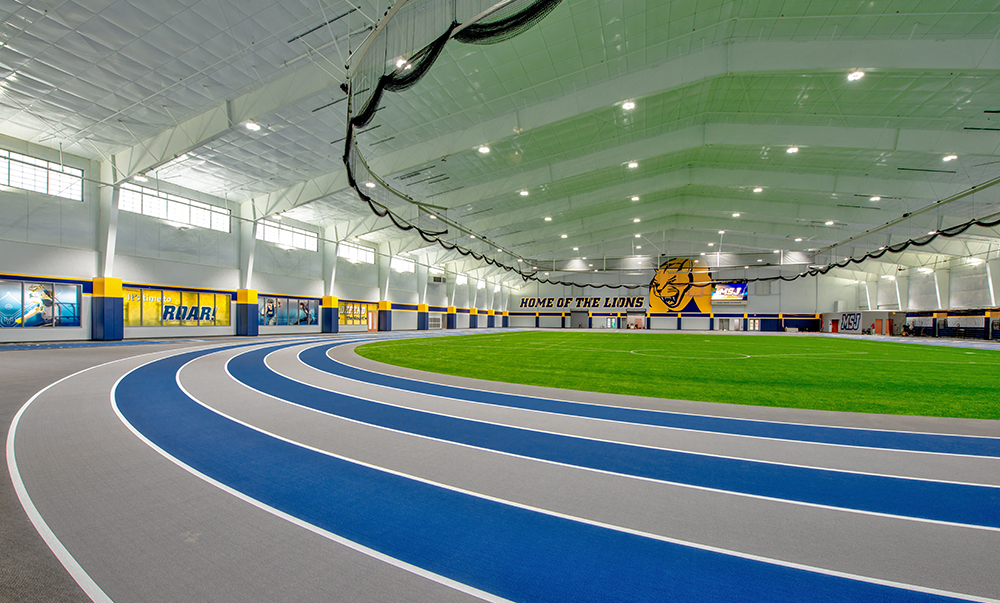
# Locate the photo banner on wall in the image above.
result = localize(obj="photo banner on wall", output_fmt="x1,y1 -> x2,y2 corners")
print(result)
0,280 -> 81,328
258,296 -> 318,326
648,258 -> 713,313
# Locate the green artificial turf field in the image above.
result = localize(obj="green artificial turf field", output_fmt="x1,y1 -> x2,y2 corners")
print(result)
355,331 -> 1000,419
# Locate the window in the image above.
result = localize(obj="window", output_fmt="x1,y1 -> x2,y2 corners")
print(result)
256,219 -> 318,251
338,241 -> 375,264
119,184 -> 230,232
455,274 -> 468,286
390,255 -> 415,273
0,149 -> 83,200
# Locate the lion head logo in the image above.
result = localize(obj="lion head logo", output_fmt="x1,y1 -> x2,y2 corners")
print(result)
649,258 -> 712,312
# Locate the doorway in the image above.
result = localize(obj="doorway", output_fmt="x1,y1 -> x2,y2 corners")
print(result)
831,319 -> 839,333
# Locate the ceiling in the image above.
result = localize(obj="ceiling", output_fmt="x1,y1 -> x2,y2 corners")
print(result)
3,0 -> 1000,287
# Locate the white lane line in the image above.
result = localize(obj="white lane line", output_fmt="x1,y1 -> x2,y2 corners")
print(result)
173,347 -> 999,603
6,352 -> 174,603
208,343 -> 1000,533
109,349 -> 513,603
250,344 -> 1000,490
327,342 -> 1000,446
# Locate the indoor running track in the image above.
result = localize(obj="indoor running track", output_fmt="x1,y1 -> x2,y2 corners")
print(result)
8,332 -> 1000,602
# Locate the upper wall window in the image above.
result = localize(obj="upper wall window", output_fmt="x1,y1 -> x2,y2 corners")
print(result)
390,256 -> 415,273
337,241 -> 376,264
119,183 -> 230,232
0,150 -> 83,201
256,219 -> 318,251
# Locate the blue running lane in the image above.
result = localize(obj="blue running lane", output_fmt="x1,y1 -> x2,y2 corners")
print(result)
238,343 -> 999,528
299,344 -> 1000,457
115,343 -> 980,602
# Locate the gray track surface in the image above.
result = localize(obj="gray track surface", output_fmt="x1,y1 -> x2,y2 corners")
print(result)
5,331 -> 1000,602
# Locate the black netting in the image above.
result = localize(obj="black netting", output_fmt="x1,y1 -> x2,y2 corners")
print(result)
342,0 -> 649,291
664,213 -> 1000,289
454,0 -> 563,45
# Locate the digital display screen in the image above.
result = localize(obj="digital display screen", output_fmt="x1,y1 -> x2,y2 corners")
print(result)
712,283 -> 748,305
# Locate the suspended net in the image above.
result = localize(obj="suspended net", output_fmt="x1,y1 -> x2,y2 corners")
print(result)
341,0 -> 645,291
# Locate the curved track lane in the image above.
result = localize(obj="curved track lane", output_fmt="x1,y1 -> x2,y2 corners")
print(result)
9,332 -> 1000,602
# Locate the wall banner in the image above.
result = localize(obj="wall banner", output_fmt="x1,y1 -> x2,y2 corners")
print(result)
258,296 -> 318,326
124,288 -> 231,327
0,280 -> 81,328
649,258 -> 713,313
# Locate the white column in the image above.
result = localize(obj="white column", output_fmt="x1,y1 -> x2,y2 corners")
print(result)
238,203 -> 257,290
377,243 -> 391,301
863,281 -> 873,311
933,268 -> 950,309
986,259 -> 1000,307
415,259 -> 428,305
446,273 -> 456,307
894,276 -> 909,311
322,235 -> 339,297
98,160 -> 120,277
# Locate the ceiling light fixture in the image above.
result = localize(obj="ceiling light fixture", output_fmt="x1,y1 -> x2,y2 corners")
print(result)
825,220 -> 834,226
753,187 -> 763,193
732,212 -> 740,217
634,234 -> 641,238
847,70 -> 865,81
134,173 -> 148,183
544,216 -> 552,221
622,101 -> 635,110
708,243 -> 714,247
918,267 -> 934,274
478,145 -> 490,154
636,246 -> 642,249
572,247 -> 579,251
757,259 -> 763,262
627,161 -> 638,169
795,238 -> 803,242
943,155 -> 958,162
774,249 -> 780,253
968,257 -> 984,266
470,235 -> 476,239
870,196 -> 880,201
700,252 -> 706,256
718,230 -> 725,234
633,218 -> 640,223
786,147 -> 799,154
396,58 -> 406,68
429,215 -> 436,219
245,121 -> 261,132
519,190 -> 529,196
928,230 -> 937,235
631,195 -> 640,201
364,181 -> 376,188
561,234 -> 568,238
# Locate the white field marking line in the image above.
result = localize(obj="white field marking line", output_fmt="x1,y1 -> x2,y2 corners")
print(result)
364,339 -> 1000,365
180,351 -> 1000,603
337,341 -> 1000,443
107,356 -> 512,603
254,345 -> 1000,492
5,346 -> 219,603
